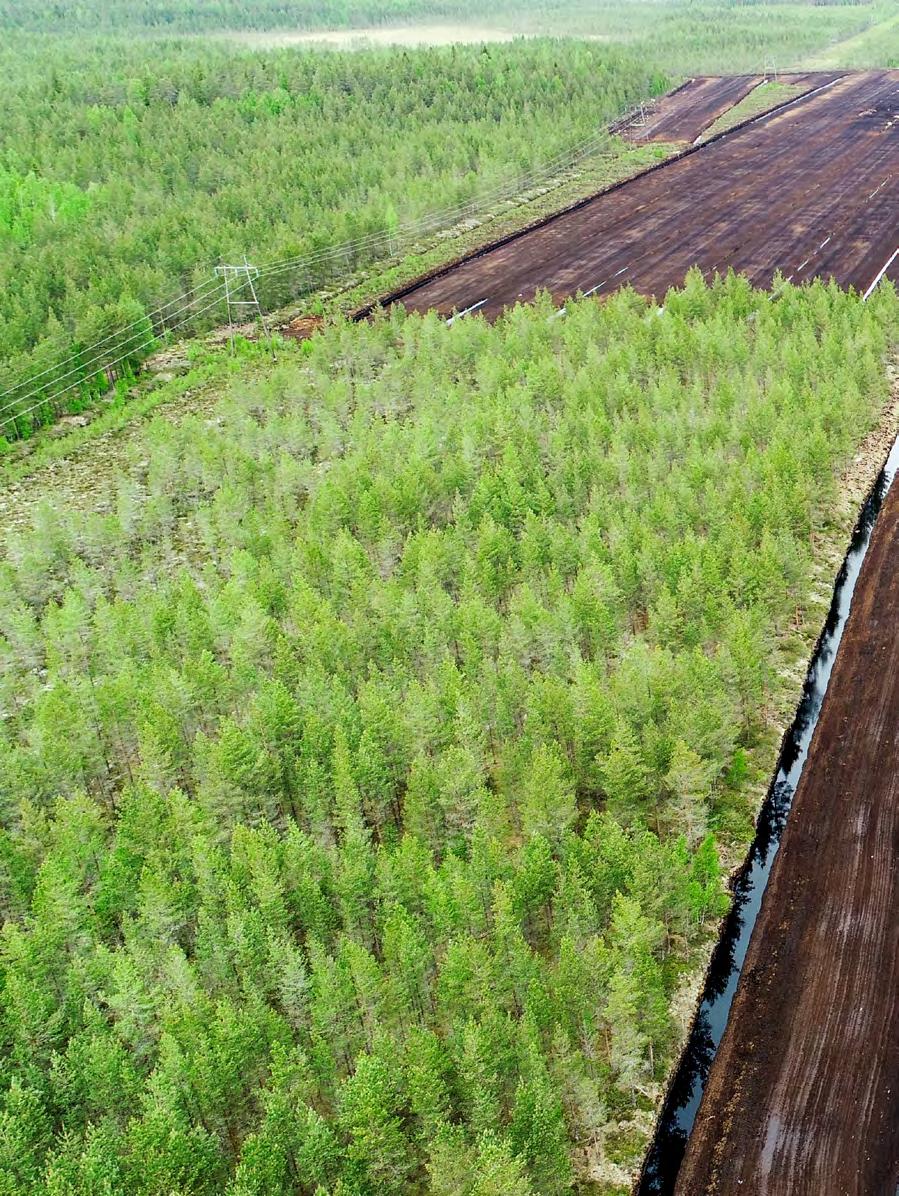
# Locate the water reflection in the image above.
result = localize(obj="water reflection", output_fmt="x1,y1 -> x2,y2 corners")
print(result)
638,435 -> 899,1194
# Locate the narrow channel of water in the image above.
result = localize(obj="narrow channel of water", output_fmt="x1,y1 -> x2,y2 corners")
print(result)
637,433 -> 899,1195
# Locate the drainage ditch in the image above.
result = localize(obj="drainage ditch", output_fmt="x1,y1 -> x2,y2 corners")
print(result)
636,433 -> 899,1194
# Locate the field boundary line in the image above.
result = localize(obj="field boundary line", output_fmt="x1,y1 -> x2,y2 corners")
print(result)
863,248 -> 899,301
357,73 -> 850,318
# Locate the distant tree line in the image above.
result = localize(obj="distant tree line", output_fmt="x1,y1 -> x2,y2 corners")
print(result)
0,35 -> 665,438
0,0 -> 882,47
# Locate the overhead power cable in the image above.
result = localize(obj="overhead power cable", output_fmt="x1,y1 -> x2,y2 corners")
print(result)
255,126 -> 613,280
0,287 -> 231,433
0,275 -> 225,406
0,110 -> 628,436
0,285 -> 228,423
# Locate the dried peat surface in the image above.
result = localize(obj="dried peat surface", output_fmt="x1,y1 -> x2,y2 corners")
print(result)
621,75 -> 764,144
617,73 -> 842,147
673,445 -> 899,1195
378,71 -> 898,319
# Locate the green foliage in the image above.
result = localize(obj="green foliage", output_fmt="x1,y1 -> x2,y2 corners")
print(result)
3,0 -> 889,433
0,0 -> 889,73
0,34 -> 664,434
0,275 -> 895,1192
0,170 -> 92,246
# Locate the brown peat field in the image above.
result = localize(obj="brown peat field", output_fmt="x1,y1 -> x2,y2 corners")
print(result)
675,456 -> 899,1186
369,70 -> 898,320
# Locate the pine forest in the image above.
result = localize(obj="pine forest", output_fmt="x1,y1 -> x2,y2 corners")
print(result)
1,277 -> 897,1191
2,1 -> 899,1193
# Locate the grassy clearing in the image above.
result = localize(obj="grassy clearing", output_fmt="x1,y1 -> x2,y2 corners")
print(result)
803,6 -> 899,69
0,343 -> 287,539
212,25 -> 526,47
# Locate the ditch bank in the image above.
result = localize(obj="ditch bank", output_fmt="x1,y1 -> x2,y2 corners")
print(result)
637,419 -> 899,1194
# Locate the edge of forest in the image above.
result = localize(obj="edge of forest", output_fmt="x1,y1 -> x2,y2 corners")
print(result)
0,140 -> 673,488
281,141 -> 671,320
631,360 -> 899,1193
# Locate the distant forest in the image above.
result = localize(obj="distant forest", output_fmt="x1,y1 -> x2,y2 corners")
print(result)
3,0 -> 456,29
0,0 -> 887,49
0,37 -> 663,437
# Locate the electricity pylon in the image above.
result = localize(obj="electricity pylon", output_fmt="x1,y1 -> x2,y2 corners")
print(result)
214,257 -> 276,358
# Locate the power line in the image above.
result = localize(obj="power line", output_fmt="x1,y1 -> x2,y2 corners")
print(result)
251,125 -> 613,281
0,275 -> 224,405
255,126 -> 613,280
1,289 -> 229,433
0,288 -> 230,434
0,112 -> 624,438
0,281 -> 231,422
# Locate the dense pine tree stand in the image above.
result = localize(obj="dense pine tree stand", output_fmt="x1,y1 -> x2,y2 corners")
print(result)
0,274 -> 895,1192
0,35 -> 664,436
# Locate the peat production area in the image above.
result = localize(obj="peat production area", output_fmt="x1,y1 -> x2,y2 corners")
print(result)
2,40 -> 899,1196
639,439 -> 899,1195
673,443 -> 899,1187
372,70 -> 898,318
605,72 -> 899,1195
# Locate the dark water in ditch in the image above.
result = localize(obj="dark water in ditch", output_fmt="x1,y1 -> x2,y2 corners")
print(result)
637,434 -> 899,1195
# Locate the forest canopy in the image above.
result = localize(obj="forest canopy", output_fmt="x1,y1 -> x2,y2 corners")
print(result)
2,0 -> 895,434
0,36 -> 665,437
1,0 -> 891,80
0,0 -> 886,40
0,275 -> 896,1192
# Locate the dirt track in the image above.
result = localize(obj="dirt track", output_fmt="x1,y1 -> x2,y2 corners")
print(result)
379,71 -> 898,317
617,73 -> 843,145
675,462 -> 899,1195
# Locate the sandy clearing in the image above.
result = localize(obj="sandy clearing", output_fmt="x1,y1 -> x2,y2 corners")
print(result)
213,24 -> 529,49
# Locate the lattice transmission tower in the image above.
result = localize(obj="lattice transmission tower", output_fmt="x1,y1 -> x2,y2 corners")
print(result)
214,257 -> 276,358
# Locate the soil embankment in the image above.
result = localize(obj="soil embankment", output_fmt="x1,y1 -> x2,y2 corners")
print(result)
599,73 -> 836,147
676,456 -> 899,1194
620,74 -> 763,144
